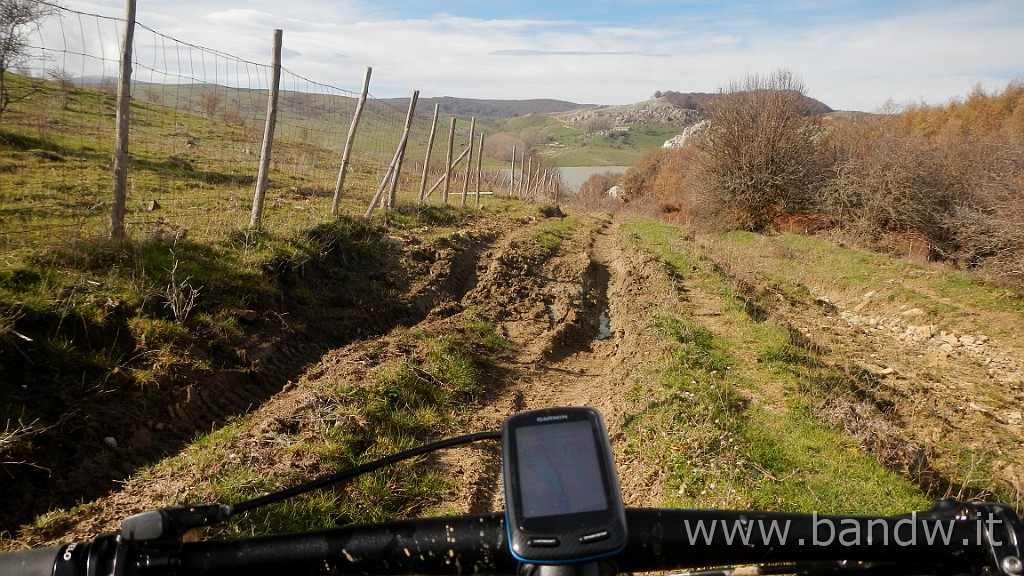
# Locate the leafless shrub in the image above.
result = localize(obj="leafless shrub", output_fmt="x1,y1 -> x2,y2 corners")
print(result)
950,141 -> 1024,281
692,70 -> 826,231
819,132 -> 967,256
0,0 -> 61,119
820,116 -> 1024,285
571,171 -> 624,212
47,67 -> 75,110
197,88 -> 223,118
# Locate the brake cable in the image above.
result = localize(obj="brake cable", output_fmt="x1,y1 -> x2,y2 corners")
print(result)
120,430 -> 502,543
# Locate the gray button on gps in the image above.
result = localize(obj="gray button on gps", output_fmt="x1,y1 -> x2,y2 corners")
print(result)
580,531 -> 611,544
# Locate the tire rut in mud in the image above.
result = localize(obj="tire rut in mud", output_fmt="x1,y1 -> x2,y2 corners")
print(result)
435,216 -> 677,515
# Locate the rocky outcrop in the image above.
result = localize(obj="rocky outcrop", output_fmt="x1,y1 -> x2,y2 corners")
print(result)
559,97 -> 704,129
662,120 -> 708,148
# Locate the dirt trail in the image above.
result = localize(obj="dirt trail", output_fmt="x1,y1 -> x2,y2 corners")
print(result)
428,214 -> 679,514
10,206 -> 1022,549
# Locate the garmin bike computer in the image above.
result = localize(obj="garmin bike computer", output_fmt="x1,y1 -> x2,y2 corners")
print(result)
501,407 -> 627,564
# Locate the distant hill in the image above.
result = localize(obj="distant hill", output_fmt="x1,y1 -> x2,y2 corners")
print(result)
381,96 -> 592,119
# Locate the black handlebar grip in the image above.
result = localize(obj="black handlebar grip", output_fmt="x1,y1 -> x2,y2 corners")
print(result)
0,546 -> 60,576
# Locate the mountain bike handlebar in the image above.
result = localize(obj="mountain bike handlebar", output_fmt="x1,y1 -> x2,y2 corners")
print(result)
3,500 -> 1022,576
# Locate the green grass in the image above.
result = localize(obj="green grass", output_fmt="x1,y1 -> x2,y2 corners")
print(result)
743,405 -> 930,514
624,310 -> 929,515
214,322 -> 507,535
620,216 -> 932,515
706,231 -> 1024,337
540,124 -> 680,167
528,209 -> 577,250
0,203 -> 492,454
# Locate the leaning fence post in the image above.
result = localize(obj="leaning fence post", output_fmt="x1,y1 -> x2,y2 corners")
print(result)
250,29 -> 283,229
442,117 -> 456,204
109,0 -> 136,241
386,90 -> 419,209
422,146 -> 469,201
418,103 -> 440,204
366,90 -> 419,217
475,133 -> 485,207
461,117 -> 475,206
332,66 -> 371,215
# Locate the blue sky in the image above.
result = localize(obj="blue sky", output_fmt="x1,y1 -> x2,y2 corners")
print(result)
58,0 -> 1024,112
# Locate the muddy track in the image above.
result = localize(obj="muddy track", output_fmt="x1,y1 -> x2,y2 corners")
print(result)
430,214 -> 681,514
7,210 -> 684,545
12,207 -> 1022,548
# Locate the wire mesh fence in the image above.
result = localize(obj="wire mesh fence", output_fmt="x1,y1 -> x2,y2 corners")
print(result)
0,0 -> 474,257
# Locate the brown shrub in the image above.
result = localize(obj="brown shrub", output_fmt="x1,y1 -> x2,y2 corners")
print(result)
572,171 -> 624,213
691,70 -> 827,231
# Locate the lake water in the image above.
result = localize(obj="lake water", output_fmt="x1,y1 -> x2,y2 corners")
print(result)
557,166 -> 631,192
494,165 -> 631,193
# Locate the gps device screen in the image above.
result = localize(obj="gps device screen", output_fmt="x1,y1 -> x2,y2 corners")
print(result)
502,407 -> 627,564
515,420 -> 608,518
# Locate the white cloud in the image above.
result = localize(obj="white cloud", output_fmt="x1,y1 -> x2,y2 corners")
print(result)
54,0 -> 1024,111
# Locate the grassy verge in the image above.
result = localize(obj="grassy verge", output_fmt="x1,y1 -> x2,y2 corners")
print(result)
0,200 -> 520,546
1,213 -> 374,421
703,231 -> 1024,339
620,216 -> 931,514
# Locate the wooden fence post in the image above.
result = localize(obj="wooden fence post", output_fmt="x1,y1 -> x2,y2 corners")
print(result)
386,90 -> 419,208
509,145 -> 517,197
461,117 -> 475,206
518,151 -> 526,197
366,90 -> 418,217
442,117 -> 456,204
109,0 -> 136,241
422,146 -> 470,200
475,133 -> 485,207
332,66 -> 372,215
526,157 -> 533,198
418,103 -> 440,204
250,29 -> 283,229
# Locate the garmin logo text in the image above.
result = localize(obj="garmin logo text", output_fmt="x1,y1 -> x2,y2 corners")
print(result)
536,414 -> 570,422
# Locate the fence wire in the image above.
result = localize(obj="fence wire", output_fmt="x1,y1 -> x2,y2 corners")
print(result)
0,0 -> 440,256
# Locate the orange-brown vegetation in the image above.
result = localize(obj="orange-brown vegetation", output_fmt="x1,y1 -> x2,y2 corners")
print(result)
599,80 -> 1024,287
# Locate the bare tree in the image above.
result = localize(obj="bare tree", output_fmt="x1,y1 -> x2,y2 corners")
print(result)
198,88 -> 223,118
693,69 -> 824,231
0,0 -> 61,120
47,66 -> 75,109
